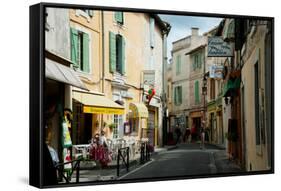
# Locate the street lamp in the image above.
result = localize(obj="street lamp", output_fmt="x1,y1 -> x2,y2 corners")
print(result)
202,75 -> 208,129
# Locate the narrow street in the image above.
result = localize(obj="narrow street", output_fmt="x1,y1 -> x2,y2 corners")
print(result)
120,143 -> 241,180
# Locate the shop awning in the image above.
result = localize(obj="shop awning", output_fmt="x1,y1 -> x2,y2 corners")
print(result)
223,78 -> 241,97
129,102 -> 148,118
72,91 -> 124,114
46,58 -> 88,90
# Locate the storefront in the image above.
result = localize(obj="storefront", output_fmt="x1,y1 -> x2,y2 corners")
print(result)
45,57 -> 88,163
128,102 -> 148,140
223,75 -> 242,165
72,90 -> 125,145
207,101 -> 217,143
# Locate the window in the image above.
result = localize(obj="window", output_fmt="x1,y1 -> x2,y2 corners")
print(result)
176,55 -> 181,75
113,115 -> 123,138
70,28 -> 90,73
115,12 -> 124,25
195,81 -> 200,104
192,52 -> 203,70
254,62 -> 260,145
109,32 -> 126,75
174,86 -> 182,105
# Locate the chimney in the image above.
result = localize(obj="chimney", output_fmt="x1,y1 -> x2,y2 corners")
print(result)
191,27 -> 199,36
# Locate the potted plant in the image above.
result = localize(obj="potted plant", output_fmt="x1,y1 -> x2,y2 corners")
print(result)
108,123 -> 116,131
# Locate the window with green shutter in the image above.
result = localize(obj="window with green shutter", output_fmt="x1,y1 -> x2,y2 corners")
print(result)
195,81 -> 200,104
70,28 -> 90,73
82,33 -> 90,73
178,86 -> 182,104
120,36 -> 126,75
109,31 -> 116,73
115,12 -> 124,25
109,32 -> 126,75
70,28 -> 79,68
174,86 -> 182,105
174,87 -> 177,105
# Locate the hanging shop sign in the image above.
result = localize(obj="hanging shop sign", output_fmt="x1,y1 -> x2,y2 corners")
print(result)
83,106 -> 124,115
207,37 -> 234,57
143,70 -> 155,87
209,65 -> 224,79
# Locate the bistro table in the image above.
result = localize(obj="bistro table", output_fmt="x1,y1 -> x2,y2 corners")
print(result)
72,144 -> 90,159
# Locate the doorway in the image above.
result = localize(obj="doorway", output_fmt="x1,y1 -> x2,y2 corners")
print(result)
192,117 -> 201,141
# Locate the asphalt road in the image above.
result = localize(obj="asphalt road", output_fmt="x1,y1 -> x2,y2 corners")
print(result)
120,143 -> 241,180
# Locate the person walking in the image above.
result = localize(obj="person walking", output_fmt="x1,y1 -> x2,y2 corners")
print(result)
184,128 -> 191,143
191,123 -> 196,142
200,121 -> 206,149
175,125 -> 182,144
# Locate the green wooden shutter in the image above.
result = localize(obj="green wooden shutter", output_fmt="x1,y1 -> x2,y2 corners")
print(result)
70,28 -> 79,68
179,86 -> 182,104
109,31 -> 116,73
174,87 -> 177,105
115,12 -> 123,24
195,81 -> 199,104
82,33 -> 90,73
198,53 -> 202,68
121,36 -> 126,75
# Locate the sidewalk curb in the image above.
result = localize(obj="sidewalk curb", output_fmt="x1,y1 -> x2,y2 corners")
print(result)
151,145 -> 178,156
80,159 -> 139,170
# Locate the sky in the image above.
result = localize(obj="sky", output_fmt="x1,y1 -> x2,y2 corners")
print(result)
159,15 -> 223,61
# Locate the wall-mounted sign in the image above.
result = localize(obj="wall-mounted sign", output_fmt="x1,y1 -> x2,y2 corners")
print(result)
209,65 -> 224,79
143,70 -> 155,87
207,37 -> 234,57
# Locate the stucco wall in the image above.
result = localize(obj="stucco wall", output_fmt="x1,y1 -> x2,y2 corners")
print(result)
69,9 -> 102,92
46,8 -> 70,59
241,25 -> 269,171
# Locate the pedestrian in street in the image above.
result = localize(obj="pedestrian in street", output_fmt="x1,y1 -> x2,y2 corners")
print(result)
184,128 -> 191,143
200,121 -> 206,149
175,125 -> 182,144
191,123 -> 196,142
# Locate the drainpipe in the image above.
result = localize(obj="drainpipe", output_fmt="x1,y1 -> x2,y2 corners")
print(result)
101,11 -> 105,133
162,32 -> 168,146
101,11 -> 105,93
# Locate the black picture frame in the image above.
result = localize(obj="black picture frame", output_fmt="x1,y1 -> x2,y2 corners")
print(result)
30,2 -> 274,189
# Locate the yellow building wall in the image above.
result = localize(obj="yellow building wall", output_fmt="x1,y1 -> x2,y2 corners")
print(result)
69,10 -> 102,92
102,12 -> 149,137
242,27 -> 269,171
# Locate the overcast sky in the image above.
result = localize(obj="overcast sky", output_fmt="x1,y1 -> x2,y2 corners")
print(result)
159,15 -> 223,60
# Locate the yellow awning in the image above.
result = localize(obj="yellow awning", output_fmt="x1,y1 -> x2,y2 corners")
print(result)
72,91 -> 124,114
129,102 -> 148,118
